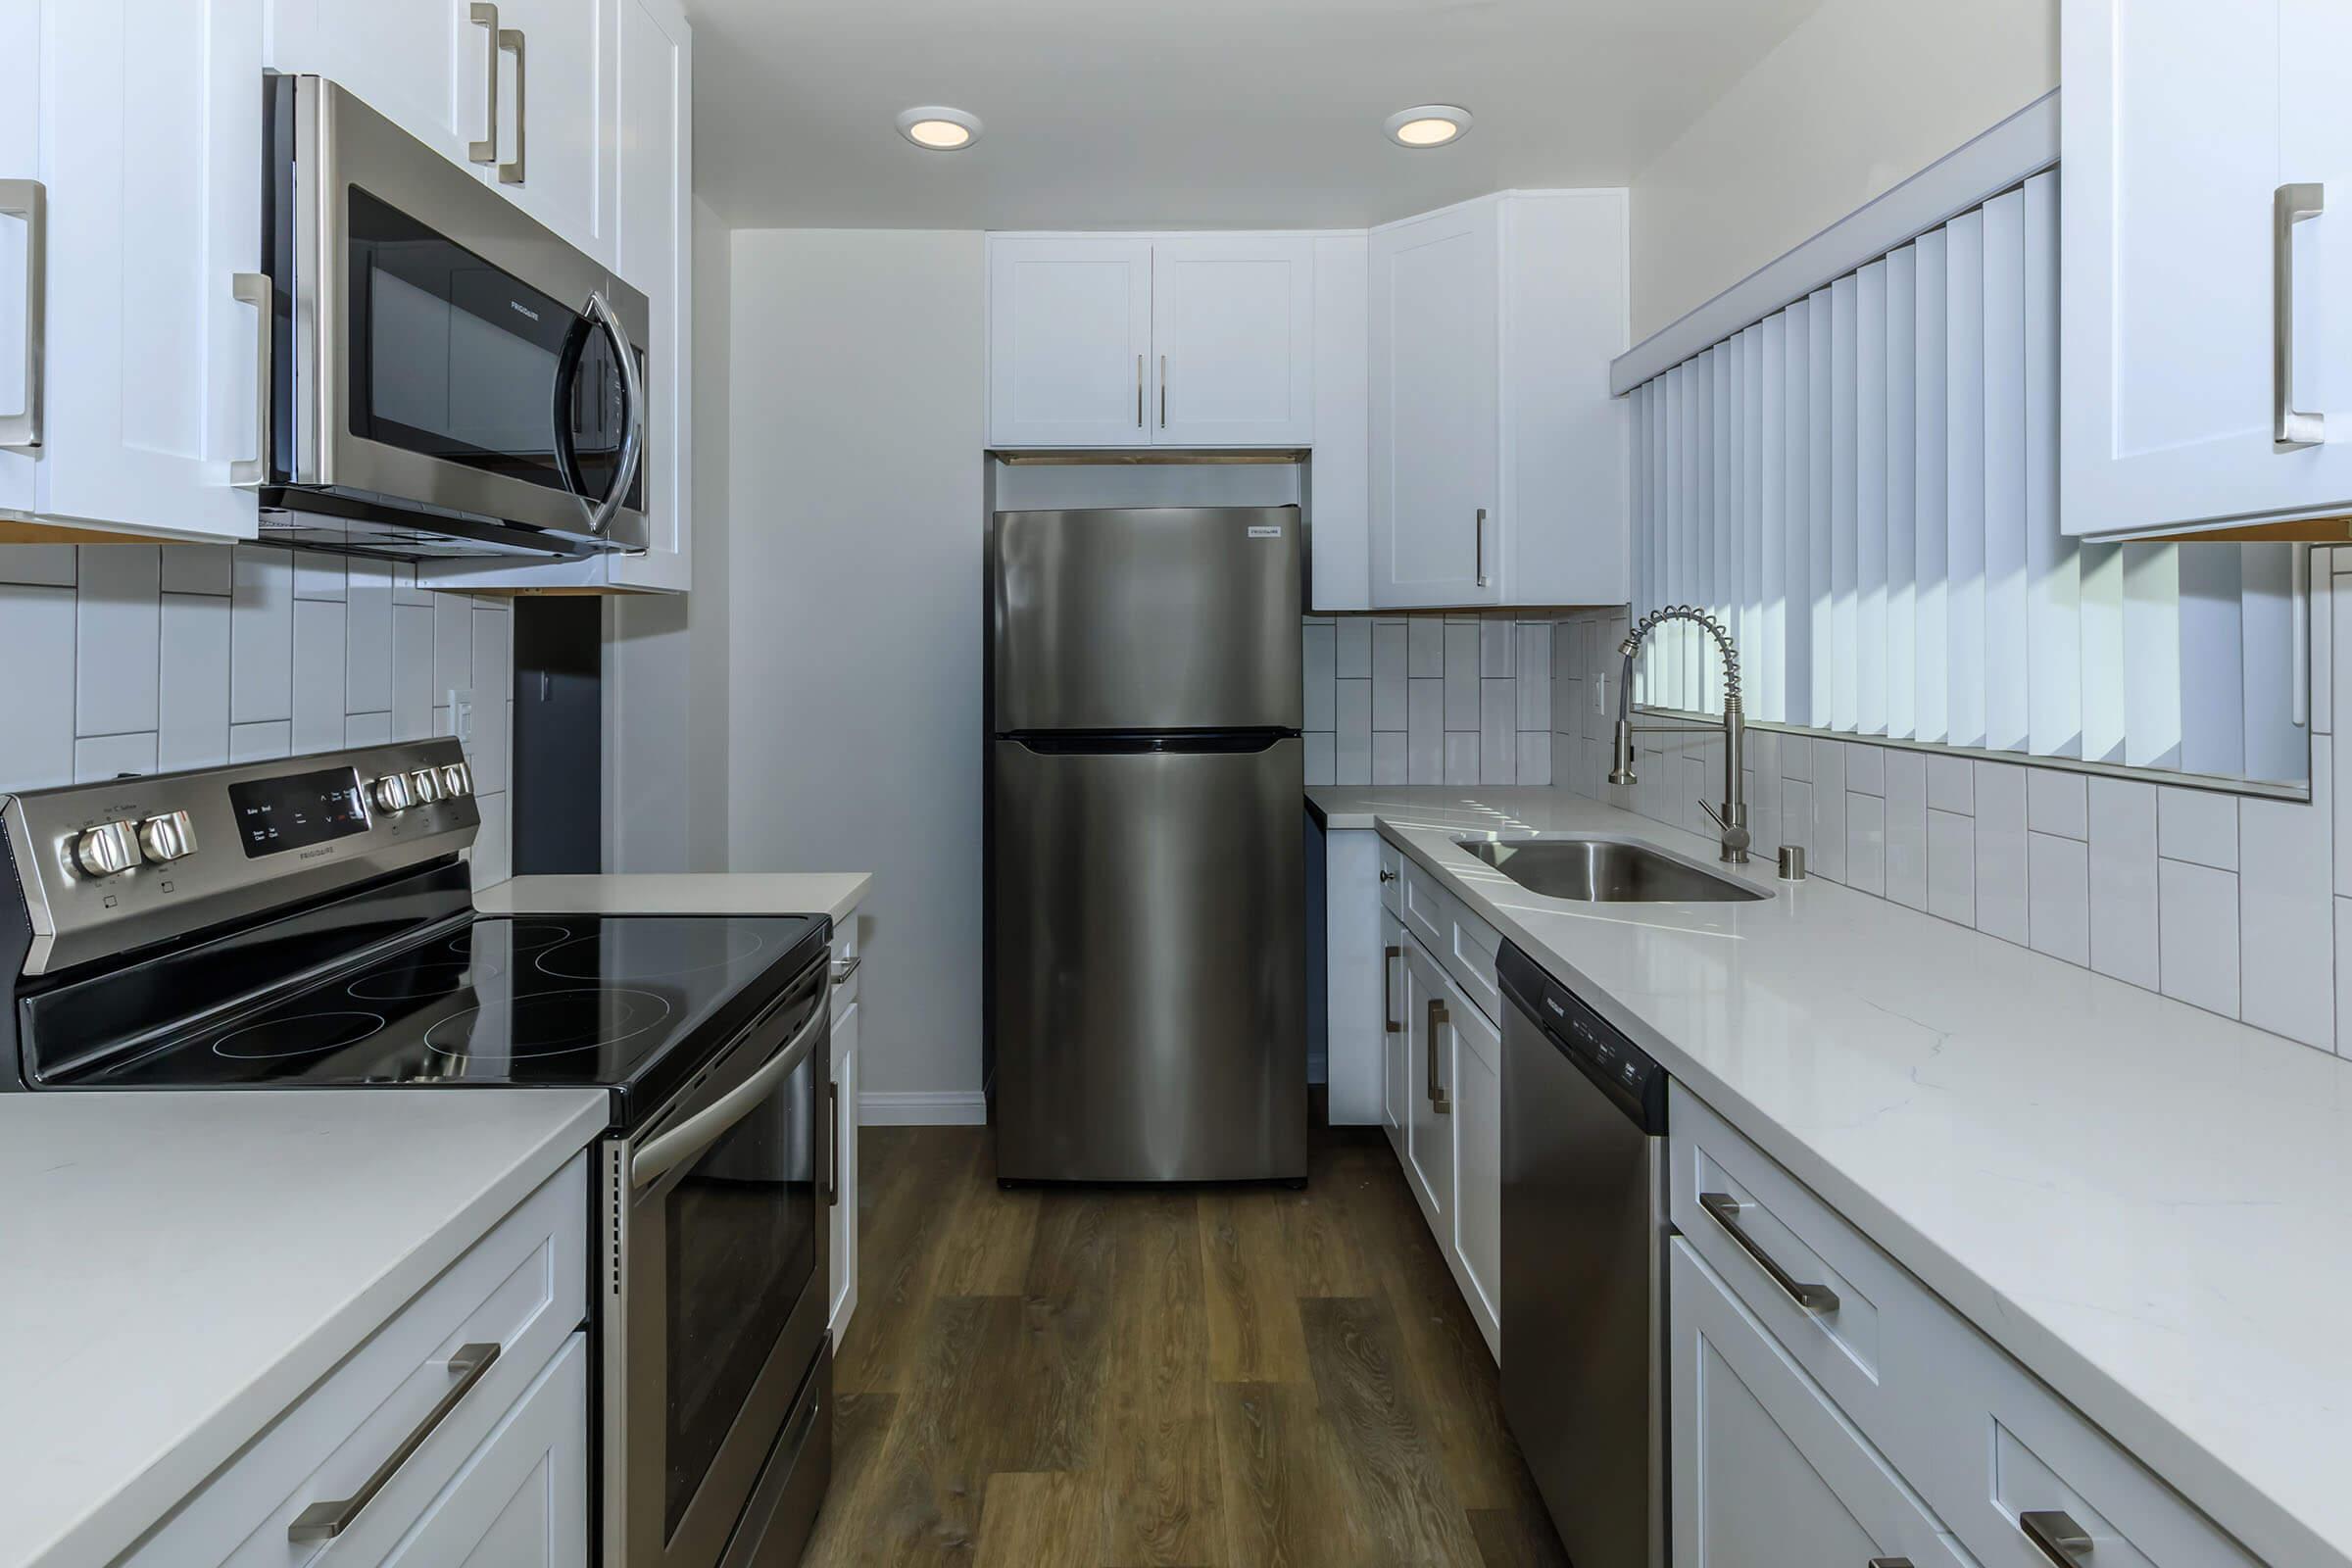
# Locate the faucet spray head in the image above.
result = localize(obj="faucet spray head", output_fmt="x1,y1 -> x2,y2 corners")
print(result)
1608,718 -> 1638,785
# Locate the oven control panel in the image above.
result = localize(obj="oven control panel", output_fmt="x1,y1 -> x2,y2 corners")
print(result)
1,739 -> 479,977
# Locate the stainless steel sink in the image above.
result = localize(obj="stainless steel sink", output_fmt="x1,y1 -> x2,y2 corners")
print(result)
1456,836 -> 1770,903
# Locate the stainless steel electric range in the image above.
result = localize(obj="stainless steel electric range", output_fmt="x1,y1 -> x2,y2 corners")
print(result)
0,740 -> 835,1568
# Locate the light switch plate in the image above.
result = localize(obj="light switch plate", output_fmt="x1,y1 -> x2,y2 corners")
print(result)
449,687 -> 474,747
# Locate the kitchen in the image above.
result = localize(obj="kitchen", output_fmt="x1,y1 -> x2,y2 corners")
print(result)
3,1 -> 2348,1566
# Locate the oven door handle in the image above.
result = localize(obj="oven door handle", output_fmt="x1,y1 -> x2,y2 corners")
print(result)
630,988 -> 826,1190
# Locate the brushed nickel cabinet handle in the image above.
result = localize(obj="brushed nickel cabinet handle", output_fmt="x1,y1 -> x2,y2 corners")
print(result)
1868,1559 -> 1915,1567
1698,1192 -> 1838,1313
230,272 -> 270,487
1426,997 -> 1450,1113
1159,354 -> 1168,428
1474,508 -> 1490,588
467,4 -> 499,165
1383,945 -> 1400,1034
0,179 -> 43,453
496,26 -> 527,184
2276,183 -> 2325,451
288,1342 -> 501,1541
1136,354 -> 1144,426
2020,1510 -> 2094,1565
831,954 -> 860,985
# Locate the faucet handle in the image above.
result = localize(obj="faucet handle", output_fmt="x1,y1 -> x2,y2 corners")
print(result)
1698,799 -> 1728,832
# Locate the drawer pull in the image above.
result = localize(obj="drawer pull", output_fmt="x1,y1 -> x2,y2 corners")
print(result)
288,1342 -> 502,1542
1384,945 -> 1400,1034
1380,866 -> 1397,883
2020,1510 -> 2094,1565
832,954 -> 861,985
1426,998 -> 1451,1113
1697,1192 -> 1838,1313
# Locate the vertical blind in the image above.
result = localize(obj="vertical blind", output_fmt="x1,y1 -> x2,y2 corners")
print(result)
1628,169 -> 2307,785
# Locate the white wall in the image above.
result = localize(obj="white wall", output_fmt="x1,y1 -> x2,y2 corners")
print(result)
726,227 -> 986,1105
1628,0 -> 2056,340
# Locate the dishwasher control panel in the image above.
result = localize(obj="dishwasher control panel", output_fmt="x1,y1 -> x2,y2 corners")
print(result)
1496,942 -> 1668,1134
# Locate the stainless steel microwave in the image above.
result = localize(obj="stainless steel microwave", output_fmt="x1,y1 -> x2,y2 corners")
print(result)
257,73 -> 647,561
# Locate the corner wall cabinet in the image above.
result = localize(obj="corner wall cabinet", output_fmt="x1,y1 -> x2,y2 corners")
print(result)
2063,0 -> 2352,537
1368,190 -> 1630,608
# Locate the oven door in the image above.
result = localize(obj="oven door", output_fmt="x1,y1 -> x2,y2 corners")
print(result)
604,955 -> 830,1568
273,74 -> 647,549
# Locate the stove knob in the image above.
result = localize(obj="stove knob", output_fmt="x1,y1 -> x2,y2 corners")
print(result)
73,820 -> 140,878
137,809 -> 197,864
370,772 -> 414,813
438,762 -> 472,799
409,767 -> 445,805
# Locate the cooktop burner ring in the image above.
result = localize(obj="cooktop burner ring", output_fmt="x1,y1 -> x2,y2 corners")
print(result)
421,987 -> 676,1058
213,1010 -> 388,1059
348,960 -> 504,1002
533,927 -> 771,983
447,921 -> 571,959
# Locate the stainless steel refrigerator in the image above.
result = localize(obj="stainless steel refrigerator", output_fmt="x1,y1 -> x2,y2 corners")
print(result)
988,506 -> 1307,1184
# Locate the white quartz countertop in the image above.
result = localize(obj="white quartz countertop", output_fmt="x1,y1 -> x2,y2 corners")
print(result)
1312,784 -> 2352,1568
0,1090 -> 609,1568
475,871 -> 871,925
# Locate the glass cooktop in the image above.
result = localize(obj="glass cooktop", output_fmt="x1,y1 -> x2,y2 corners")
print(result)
39,913 -> 826,1121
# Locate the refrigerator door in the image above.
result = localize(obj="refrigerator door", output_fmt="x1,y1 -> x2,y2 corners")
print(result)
992,735 -> 1307,1182
992,508 -> 1303,734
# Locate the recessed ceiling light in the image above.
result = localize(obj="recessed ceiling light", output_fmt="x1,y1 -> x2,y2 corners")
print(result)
896,106 -> 982,152
1384,105 -> 1472,149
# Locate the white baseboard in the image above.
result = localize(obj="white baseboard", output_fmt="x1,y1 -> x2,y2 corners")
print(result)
858,1090 -> 988,1126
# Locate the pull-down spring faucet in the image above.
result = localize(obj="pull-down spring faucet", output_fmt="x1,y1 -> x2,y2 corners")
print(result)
1610,608 -> 1750,864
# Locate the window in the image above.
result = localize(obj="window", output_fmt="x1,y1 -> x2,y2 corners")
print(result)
1627,170 -> 2308,787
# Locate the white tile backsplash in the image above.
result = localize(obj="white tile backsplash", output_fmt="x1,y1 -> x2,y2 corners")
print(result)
1547,586 -> 2337,1057
1307,612 -> 1552,788
1,544 -> 515,891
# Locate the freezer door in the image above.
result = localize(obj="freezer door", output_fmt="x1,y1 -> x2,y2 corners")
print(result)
992,508 -> 1303,733
992,736 -> 1307,1182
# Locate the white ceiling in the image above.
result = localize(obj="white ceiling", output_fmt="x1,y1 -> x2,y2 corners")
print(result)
688,0 -> 1827,231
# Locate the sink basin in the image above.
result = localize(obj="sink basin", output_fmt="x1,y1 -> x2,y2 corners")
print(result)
1455,836 -> 1770,904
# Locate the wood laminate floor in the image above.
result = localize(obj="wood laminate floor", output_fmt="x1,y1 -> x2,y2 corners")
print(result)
802,1123 -> 1570,1568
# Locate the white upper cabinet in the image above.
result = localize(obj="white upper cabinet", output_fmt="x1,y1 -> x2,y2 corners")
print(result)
1150,235 -> 1314,446
1369,190 -> 1629,609
0,0 -> 41,521
987,236 -> 1154,448
1371,199 -> 1500,607
2,0 -> 265,543
270,0 -> 608,266
2064,0 -> 2352,537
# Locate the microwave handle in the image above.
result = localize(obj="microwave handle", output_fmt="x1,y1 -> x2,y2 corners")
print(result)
573,288 -> 645,536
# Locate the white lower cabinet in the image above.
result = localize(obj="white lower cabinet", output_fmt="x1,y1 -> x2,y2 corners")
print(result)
827,994 -> 860,1342
1671,1239 -> 1972,1568
1323,828 -> 1387,1125
122,1158 -> 589,1567
1400,937 -> 1454,1236
1448,993 -> 1501,1354
375,1334 -> 589,1568
1380,910 -> 1408,1150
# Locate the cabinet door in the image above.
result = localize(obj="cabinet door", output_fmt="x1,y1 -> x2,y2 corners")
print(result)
35,0 -> 260,541
1449,986 -> 1501,1357
987,236 -> 1152,447
483,0 -> 609,265
2063,0 -> 2352,535
1402,938 -> 1455,1233
1324,829 -> 1387,1126
270,0 -> 481,174
827,997 -> 859,1342
1381,912 -> 1409,1154
376,1333 -> 590,1568
1150,235 -> 1313,447
604,0 -> 690,591
0,0 -> 37,518
1671,1241 -> 1972,1568
1370,200 -> 1499,607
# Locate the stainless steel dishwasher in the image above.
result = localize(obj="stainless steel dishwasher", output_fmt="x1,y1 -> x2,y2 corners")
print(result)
1498,941 -> 1670,1568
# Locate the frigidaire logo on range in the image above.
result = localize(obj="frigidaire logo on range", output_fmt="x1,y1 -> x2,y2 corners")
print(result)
510,299 -> 541,320
298,847 -> 337,862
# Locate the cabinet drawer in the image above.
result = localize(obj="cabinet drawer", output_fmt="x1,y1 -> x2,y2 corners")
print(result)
125,1156 -> 588,1567
1671,1240 -> 1974,1568
829,910 -> 861,1011
1672,1086 -> 2260,1568
1398,855 -> 1504,1027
